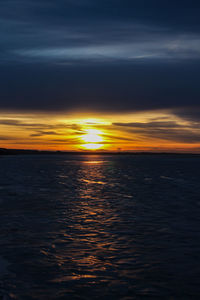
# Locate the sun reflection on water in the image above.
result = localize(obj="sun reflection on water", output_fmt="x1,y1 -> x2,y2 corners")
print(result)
82,160 -> 107,164
51,157 -> 121,287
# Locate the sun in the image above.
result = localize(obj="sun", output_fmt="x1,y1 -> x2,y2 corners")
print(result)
80,129 -> 104,150
82,129 -> 103,143
81,143 -> 104,150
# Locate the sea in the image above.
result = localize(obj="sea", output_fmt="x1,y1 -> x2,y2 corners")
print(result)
0,154 -> 200,299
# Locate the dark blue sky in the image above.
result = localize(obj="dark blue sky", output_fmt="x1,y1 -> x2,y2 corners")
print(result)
0,0 -> 200,119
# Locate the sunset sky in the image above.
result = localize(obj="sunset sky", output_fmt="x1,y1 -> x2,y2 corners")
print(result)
1,0 -> 200,152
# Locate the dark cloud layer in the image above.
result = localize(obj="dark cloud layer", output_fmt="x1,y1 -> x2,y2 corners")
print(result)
0,0 -> 200,117
113,121 -> 200,144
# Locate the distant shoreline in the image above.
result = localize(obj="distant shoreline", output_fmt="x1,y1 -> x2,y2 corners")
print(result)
0,148 -> 200,156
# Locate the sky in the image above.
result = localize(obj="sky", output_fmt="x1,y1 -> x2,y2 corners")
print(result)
0,0 -> 200,151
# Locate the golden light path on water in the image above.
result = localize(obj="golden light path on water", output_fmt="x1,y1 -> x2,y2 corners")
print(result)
53,156 -> 115,284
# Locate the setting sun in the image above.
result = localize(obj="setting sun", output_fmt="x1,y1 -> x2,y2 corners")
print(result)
81,129 -> 103,143
81,143 -> 104,150
80,128 -> 104,150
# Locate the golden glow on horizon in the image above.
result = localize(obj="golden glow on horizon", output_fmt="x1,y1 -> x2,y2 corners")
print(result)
76,118 -> 111,126
0,111 -> 200,153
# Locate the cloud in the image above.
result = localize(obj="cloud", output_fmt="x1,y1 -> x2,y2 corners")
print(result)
113,121 -> 184,128
0,119 -> 22,126
172,108 -> 200,123
113,120 -> 200,143
0,119 -> 81,130
0,0 -> 200,113
29,130 -> 61,137
0,61 -> 200,113
0,136 -> 13,140
14,35 -> 200,63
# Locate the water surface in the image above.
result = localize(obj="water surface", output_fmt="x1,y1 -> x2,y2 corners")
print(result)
0,154 -> 200,299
